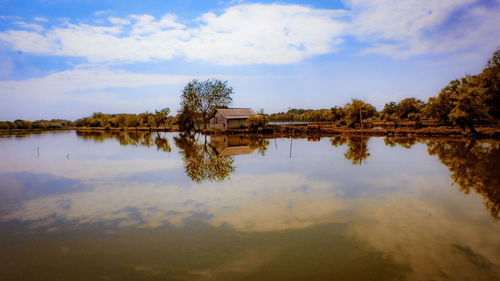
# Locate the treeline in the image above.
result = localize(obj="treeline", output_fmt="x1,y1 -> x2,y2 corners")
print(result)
269,98 -> 425,126
269,50 -> 500,133
75,108 -> 172,129
0,119 -> 74,130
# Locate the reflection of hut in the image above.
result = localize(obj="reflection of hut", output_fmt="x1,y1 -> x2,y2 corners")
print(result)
210,135 -> 256,156
210,108 -> 256,130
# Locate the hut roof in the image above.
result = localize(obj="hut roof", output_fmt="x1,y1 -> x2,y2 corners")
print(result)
217,108 -> 256,119
219,146 -> 256,156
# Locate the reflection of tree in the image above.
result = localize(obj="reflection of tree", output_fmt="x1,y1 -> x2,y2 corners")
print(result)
154,133 -> 171,152
384,136 -> 419,149
427,139 -> 500,219
174,134 -> 235,183
330,136 -> 370,165
247,137 -> 269,156
76,131 -> 171,152
330,136 -> 347,147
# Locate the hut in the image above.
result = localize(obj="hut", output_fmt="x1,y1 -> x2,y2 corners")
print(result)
210,108 -> 255,130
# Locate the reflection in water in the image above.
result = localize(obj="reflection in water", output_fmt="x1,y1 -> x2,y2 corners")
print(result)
0,172 -> 92,214
173,134 -> 269,183
1,132 -> 500,281
427,139 -> 500,220
383,136 -> 420,149
76,130 -> 171,152
210,135 -> 269,156
174,134 -> 235,183
330,136 -> 370,165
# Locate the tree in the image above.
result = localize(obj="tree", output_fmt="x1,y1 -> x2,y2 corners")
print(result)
426,49 -> 500,134
424,90 -> 454,124
179,79 -> 233,131
447,76 -> 490,134
330,106 -> 346,124
395,98 -> 424,120
154,108 -> 170,128
343,99 -> 376,128
380,102 -> 397,121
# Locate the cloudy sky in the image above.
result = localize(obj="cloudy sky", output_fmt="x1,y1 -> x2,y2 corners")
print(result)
0,0 -> 499,120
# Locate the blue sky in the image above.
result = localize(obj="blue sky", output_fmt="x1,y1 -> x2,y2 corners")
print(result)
0,0 -> 499,120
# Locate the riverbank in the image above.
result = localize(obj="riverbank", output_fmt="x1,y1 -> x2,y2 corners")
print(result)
203,124 -> 500,139
2,124 -> 499,139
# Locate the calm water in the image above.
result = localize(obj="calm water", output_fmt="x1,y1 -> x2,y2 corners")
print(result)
0,131 -> 499,281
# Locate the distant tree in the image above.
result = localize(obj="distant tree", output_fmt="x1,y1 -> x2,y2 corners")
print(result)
425,49 -> 500,134
154,107 -> 170,128
343,99 -> 376,128
330,106 -> 346,124
179,79 -> 233,131
447,76 -> 491,134
175,106 -> 196,133
395,98 -> 424,120
424,88 -> 454,125
380,102 -> 398,121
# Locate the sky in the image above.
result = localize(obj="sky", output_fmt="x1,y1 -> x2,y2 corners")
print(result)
0,0 -> 499,121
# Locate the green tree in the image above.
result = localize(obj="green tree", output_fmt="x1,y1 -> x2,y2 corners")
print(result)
426,50 -> 500,133
179,79 -> 233,131
330,106 -> 346,125
380,102 -> 397,121
395,98 -> 424,120
424,89 -> 454,125
154,107 -> 170,128
447,76 -> 490,134
343,99 -> 376,128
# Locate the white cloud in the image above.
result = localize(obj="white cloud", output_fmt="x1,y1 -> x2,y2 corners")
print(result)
0,4 -> 347,65
346,0 -> 500,57
0,67 -> 195,101
184,4 -> 347,65
13,21 -> 44,32
0,2 -> 498,64
33,17 -> 48,22
108,17 -> 130,25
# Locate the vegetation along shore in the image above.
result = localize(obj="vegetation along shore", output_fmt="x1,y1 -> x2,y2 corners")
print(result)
2,50 -> 499,138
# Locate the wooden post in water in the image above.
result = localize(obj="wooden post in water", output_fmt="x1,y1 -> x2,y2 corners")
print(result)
37,146 -> 39,157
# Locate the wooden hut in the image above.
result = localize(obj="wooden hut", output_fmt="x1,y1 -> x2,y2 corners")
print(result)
210,108 -> 256,130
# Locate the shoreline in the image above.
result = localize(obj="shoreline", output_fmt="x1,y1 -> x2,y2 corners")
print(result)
1,125 -> 499,139
202,124 -> 500,139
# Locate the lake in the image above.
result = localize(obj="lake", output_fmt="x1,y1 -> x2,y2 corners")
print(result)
0,131 -> 499,281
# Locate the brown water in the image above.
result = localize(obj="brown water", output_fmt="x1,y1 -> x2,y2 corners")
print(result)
0,131 -> 499,281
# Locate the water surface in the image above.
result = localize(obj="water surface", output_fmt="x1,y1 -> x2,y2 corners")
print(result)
0,131 -> 499,281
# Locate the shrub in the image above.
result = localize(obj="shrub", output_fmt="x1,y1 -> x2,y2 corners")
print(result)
246,114 -> 268,131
